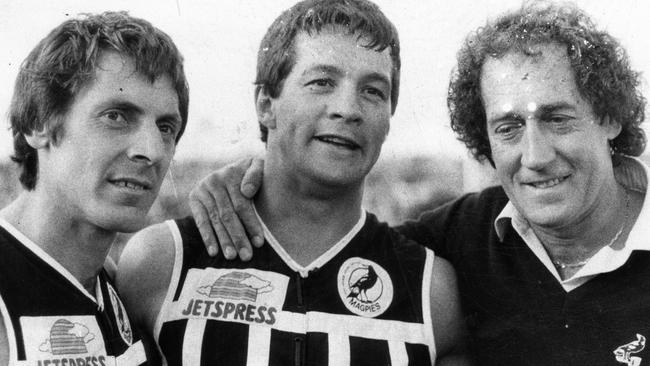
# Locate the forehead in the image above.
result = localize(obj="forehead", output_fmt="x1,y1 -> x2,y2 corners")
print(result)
74,51 -> 179,114
480,43 -> 584,113
290,27 -> 393,82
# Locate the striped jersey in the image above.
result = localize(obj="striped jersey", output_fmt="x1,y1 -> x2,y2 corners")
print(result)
0,219 -> 147,366
156,211 -> 436,366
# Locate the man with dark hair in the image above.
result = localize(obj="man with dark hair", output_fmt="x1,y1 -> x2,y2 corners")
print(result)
117,0 -> 469,365
0,11 -> 188,365
191,2 -> 650,365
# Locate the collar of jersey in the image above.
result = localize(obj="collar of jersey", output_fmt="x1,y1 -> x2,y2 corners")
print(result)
253,204 -> 366,278
0,217 -> 104,307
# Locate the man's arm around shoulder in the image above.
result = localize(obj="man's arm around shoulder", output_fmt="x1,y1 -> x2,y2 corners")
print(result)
117,222 -> 177,362
431,256 -> 474,365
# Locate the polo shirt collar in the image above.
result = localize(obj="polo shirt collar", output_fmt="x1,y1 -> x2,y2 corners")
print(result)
492,156 -> 650,291
495,155 -> 649,245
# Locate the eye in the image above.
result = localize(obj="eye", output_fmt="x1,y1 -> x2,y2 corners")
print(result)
157,121 -> 180,140
494,122 -> 523,139
546,115 -> 572,124
306,78 -> 334,91
543,114 -> 576,134
363,86 -> 387,101
102,110 -> 127,125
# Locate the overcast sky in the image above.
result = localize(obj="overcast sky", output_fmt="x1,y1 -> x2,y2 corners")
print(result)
1,0 -> 649,163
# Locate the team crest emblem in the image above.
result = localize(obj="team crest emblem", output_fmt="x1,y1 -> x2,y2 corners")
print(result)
107,284 -> 133,345
614,334 -> 646,366
337,257 -> 393,317
39,319 -> 95,355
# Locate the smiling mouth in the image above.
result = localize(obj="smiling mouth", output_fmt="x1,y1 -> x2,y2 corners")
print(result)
110,179 -> 150,191
526,176 -> 569,189
314,135 -> 360,150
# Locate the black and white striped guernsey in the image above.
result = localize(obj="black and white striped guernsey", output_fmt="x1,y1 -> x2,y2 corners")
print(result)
156,211 -> 436,366
0,219 -> 147,366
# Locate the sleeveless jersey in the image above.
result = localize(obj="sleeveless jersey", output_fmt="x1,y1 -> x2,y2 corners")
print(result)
156,212 -> 436,366
0,219 -> 147,366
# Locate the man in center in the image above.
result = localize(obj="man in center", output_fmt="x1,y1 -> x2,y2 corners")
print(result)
117,0 -> 469,365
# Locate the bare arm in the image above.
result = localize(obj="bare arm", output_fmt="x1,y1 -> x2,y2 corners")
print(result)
430,256 -> 474,365
116,223 -> 177,362
188,157 -> 265,260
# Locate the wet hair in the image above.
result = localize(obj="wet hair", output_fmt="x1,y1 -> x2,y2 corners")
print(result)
255,0 -> 400,142
448,1 -> 646,164
10,11 -> 189,190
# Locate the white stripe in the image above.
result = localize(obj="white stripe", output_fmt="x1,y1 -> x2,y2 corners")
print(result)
422,249 -> 437,363
300,311 -> 428,343
155,220 -> 185,345
183,319 -> 207,365
246,325 -> 271,366
328,332 -> 350,366
0,294 -> 19,365
95,278 -> 105,312
115,340 -> 147,365
166,306 -> 430,345
388,341 -> 408,366
0,218 -> 98,304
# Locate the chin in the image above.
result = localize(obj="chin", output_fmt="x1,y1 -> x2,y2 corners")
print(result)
520,206 -> 569,229
315,166 -> 368,186
90,206 -> 151,233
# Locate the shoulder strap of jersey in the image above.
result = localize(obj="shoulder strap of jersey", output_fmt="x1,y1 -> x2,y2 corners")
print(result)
153,219 -> 185,345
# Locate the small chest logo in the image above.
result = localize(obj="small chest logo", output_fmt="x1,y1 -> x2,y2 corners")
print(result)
614,334 -> 646,366
197,271 -> 274,302
39,319 -> 95,355
107,283 -> 134,346
20,315 -> 108,362
337,257 -> 393,318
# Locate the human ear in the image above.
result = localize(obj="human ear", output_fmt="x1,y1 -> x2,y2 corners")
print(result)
24,127 -> 50,150
601,115 -> 622,139
255,87 -> 276,130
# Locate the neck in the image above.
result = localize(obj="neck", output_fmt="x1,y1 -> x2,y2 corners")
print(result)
256,166 -> 364,266
0,190 -> 116,292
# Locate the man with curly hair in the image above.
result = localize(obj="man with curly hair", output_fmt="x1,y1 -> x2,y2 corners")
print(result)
187,2 -> 648,365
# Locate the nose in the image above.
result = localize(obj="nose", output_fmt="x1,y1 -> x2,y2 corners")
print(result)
328,84 -> 363,124
127,121 -> 166,165
520,123 -> 555,170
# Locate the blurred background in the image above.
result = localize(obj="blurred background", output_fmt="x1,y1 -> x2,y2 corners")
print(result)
1,0 -> 649,256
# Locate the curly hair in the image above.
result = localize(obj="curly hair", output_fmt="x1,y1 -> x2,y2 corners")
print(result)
10,11 -> 189,190
447,1 -> 646,164
255,0 -> 400,142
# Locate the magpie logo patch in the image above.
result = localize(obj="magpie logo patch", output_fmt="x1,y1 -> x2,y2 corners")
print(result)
614,334 -> 646,366
337,257 -> 393,317
107,283 -> 133,345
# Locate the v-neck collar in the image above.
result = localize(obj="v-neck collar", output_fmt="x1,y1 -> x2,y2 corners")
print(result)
253,205 -> 366,278
0,217 -> 104,307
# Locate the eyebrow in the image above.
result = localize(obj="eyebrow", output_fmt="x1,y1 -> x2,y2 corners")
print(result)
537,102 -> 576,115
488,102 -> 577,125
487,111 -> 525,126
101,99 -> 182,123
301,64 -> 343,78
362,72 -> 391,89
301,64 -> 391,87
